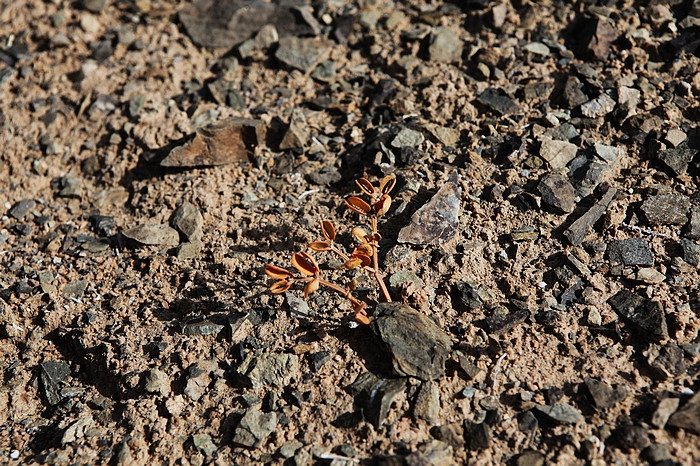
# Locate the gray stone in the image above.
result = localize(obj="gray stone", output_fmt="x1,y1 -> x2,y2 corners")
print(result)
584,377 -> 628,409
563,76 -> 588,108
39,271 -> 56,294
665,129 -> 687,147
686,207 -> 700,239
641,193 -> 690,225
544,123 -> 578,141
607,238 -> 653,266
181,320 -> 224,336
61,416 -> 93,444
451,281 -> 483,311
41,360 -> 71,405
539,138 -> 578,170
538,173 -> 576,213
657,142 -> 696,176
82,0 -> 106,13
372,303 -> 451,380
389,270 -> 424,291
667,391 -> 700,434
635,267 -> 665,284
464,421 -> 491,450
307,165 -> 341,185
310,60 -> 335,82
613,424 -> 649,450
57,176 -> 82,198
233,408 -> 278,448
414,381 -> 440,424
594,143 -> 624,163
82,237 -> 111,253
645,344 -> 686,380
645,443 -> 672,463
423,123 -> 459,146
9,199 -> 35,220
129,93 -> 146,117
428,27 -> 463,62
431,422 -> 463,449
564,185 -> 616,245
581,92 -> 616,118
143,368 -> 170,395
285,292 -> 312,316
275,36 -> 330,73
516,451 -> 545,466
279,108 -> 309,149
398,172 -> 461,245
406,440 -> 453,466
651,397 -> 680,428
484,309 -> 529,335
391,127 -> 424,148
184,360 -> 218,401
236,353 -> 300,388
279,439 -> 303,458
533,403 -> 583,424
176,240 -> 202,260
64,280 -> 88,299
346,372 -> 406,428
192,433 -> 217,456
523,42 -> 549,55
171,201 -> 203,241
608,290 -> 668,339
123,223 -> 180,247
477,88 -> 520,115
680,238 -> 700,266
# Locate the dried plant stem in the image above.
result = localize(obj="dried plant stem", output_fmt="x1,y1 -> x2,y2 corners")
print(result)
370,217 -> 392,302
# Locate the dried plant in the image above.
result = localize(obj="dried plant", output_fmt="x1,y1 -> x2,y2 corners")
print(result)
265,174 -> 397,325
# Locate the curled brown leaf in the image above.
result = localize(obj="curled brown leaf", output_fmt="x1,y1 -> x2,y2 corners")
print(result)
352,227 -> 369,244
291,251 -> 319,277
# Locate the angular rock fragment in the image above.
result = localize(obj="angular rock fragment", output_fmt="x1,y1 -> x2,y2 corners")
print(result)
143,368 -> 170,396
563,76 -> 588,109
233,408 -> 278,448
236,353 -> 299,388
162,118 -> 262,167
398,172 -> 461,245
347,371 -> 406,428
679,238 -> 700,266
533,403 -> 583,424
9,199 -> 35,220
62,416 -> 93,444
171,201 -> 203,242
645,344 -> 686,380
406,440 -> 453,466
657,142 -> 697,176
539,138 -> 577,170
652,397 -> 680,428
40,360 -> 71,405
484,309 -> 529,335
464,421 -> 491,450
581,92 -> 616,118
538,173 -> 576,213
641,193 -> 690,225
451,281 -> 483,311
667,392 -> 700,434
613,424 -> 649,450
428,27 -> 463,62
181,319 -> 224,336
64,280 -> 88,299
584,377 -> 628,409
575,17 -> 617,60
608,289 -> 668,339
192,433 -> 217,456
179,0 -> 318,48
123,223 -> 180,247
184,360 -> 218,401
279,107 -> 309,150
564,185 -> 616,246
275,36 -> 330,72
391,127 -> 424,148
372,303 -> 452,381
414,381 -> 440,424
607,238 -> 653,266
477,88 -> 520,115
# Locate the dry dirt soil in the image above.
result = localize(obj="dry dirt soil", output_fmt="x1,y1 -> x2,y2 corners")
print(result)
1,0 -> 700,465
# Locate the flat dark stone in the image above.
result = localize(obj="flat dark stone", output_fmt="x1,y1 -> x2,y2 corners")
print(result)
641,193 -> 690,226
680,238 -> 700,266
646,344 -> 686,380
477,88 -> 520,115
372,303 -> 452,381
181,320 -> 224,336
533,403 -> 583,424
607,238 -> 654,266
451,281 -> 483,311
608,290 -> 668,339
657,142 -> 697,175
9,199 -> 35,220
464,421 -> 491,450
484,309 -> 529,335
613,424 -> 649,450
346,371 -> 406,428
538,173 -> 576,213
667,392 -> 700,434
584,377 -> 628,409
564,185 -> 616,246
40,360 -> 71,405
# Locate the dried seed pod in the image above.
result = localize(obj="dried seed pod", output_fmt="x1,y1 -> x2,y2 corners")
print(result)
345,196 -> 372,215
350,253 -> 371,267
291,251 -> 319,277
344,257 -> 364,270
347,279 -> 357,291
355,177 -> 375,196
320,220 -> 336,241
353,303 -> 370,325
352,227 -> 369,244
270,279 -> 291,294
374,194 -> 392,216
308,241 -> 331,252
353,243 -> 373,258
379,174 -> 397,194
304,277 -> 320,297
265,264 -> 291,279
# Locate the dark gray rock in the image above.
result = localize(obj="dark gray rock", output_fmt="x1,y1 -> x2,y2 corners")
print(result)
645,344 -> 686,380
657,142 -> 697,176
233,408 -> 278,448
464,421 -> 491,450
584,377 -> 628,409
563,76 -> 588,108
544,123 -> 578,141
40,360 -> 71,405
192,433 -> 217,456
9,199 -> 35,220
564,185 -> 616,245
477,88 -> 520,115
285,292 -> 312,316
236,353 -> 299,388
406,440 -> 453,466
123,223 -> 180,247
608,290 -> 668,339
484,309 -> 529,335
607,238 -> 654,266
428,27 -> 463,62
651,397 -> 680,428
310,60 -> 335,82
680,238 -> 700,266
641,193 -> 690,225
451,281 -> 483,311
518,411 -> 538,433
308,351 -> 330,372
398,172 -> 461,245
275,36 -> 330,72
538,173 -> 576,213
307,165 -> 341,185
279,108 -> 309,150
171,201 -> 203,241
347,371 -> 406,428
613,424 -> 649,450
686,207 -> 700,239
581,92 -> 616,118
575,17 -> 617,60
667,392 -> 700,434
644,443 -> 672,463
414,381 -> 440,424
89,214 -> 116,237
533,403 -> 583,424
372,303 -> 452,381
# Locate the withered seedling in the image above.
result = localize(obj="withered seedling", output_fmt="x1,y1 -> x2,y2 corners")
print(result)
264,174 -> 397,325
